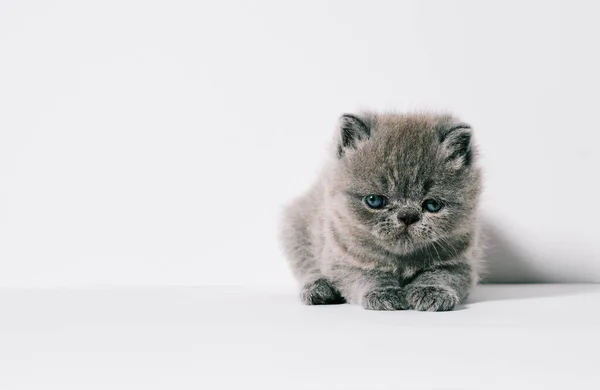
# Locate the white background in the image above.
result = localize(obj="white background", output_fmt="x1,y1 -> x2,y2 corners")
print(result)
2,285 -> 600,390
1,0 -> 599,287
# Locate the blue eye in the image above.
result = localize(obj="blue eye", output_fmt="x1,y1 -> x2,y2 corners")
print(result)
364,194 -> 387,209
423,199 -> 443,212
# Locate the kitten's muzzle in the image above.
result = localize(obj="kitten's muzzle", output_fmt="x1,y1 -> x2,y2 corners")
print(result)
397,210 -> 421,226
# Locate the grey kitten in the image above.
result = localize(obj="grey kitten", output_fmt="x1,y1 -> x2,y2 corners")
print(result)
280,111 -> 483,311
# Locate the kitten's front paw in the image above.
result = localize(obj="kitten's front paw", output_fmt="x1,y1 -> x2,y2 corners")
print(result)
362,287 -> 408,311
301,278 -> 346,305
405,285 -> 460,312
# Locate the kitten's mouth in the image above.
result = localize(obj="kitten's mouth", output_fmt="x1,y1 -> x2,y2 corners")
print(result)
395,229 -> 410,237
374,223 -> 418,243
380,228 -> 411,241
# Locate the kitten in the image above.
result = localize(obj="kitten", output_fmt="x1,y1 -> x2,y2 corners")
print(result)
280,111 -> 483,311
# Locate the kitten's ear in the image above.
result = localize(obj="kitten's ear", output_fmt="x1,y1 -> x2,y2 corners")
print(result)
437,119 -> 473,167
337,114 -> 371,157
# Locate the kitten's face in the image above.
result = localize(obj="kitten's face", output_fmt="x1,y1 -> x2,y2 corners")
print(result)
332,113 -> 481,252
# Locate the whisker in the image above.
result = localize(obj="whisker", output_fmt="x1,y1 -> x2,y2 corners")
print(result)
430,241 -> 442,263
438,236 -> 459,258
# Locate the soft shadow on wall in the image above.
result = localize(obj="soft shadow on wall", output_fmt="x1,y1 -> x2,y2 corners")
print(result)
479,216 -> 599,284
481,217 -> 552,284
470,216 -> 600,303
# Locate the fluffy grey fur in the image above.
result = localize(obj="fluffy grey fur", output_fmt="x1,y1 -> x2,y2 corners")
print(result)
280,111 -> 483,311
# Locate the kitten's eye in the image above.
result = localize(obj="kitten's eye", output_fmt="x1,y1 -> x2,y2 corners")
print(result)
423,199 -> 443,213
364,194 -> 387,209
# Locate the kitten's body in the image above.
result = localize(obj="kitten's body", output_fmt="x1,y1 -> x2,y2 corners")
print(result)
280,111 -> 483,311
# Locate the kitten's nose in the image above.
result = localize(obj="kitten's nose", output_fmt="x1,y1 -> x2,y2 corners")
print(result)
398,211 -> 420,226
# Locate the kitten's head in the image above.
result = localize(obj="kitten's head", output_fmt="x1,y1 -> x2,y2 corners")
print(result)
330,111 -> 482,252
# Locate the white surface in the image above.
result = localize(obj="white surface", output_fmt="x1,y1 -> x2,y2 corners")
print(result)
0,284 -> 599,389
2,0 -> 600,287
